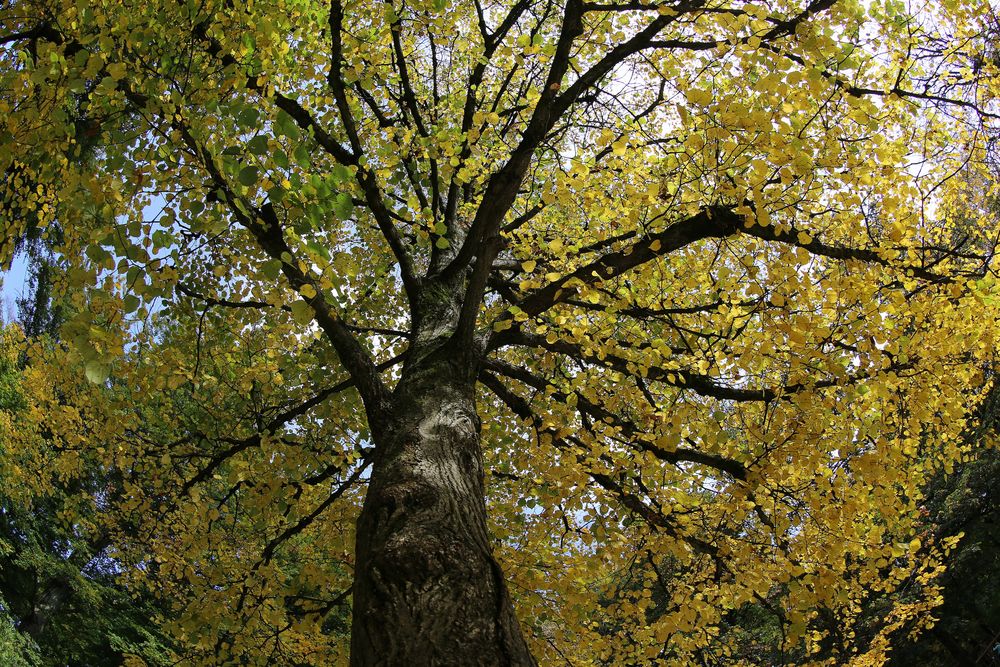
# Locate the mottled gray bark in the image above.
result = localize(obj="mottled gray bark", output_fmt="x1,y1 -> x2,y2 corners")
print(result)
350,283 -> 535,666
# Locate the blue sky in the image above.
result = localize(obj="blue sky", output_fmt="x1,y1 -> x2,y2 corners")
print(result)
0,254 -> 29,323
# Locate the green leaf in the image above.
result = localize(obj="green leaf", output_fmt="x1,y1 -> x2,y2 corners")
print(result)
260,259 -> 282,280
107,62 -> 127,80
306,239 -> 331,261
333,193 -> 353,220
247,135 -> 269,155
331,164 -> 353,183
122,294 -> 140,313
290,300 -> 313,325
293,143 -> 311,167
238,166 -> 259,187
84,360 -> 111,384
236,106 -> 260,128
85,245 -> 111,265
275,110 -> 299,139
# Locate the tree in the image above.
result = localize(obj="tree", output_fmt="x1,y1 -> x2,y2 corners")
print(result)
886,414 -> 1000,666
0,113 -> 173,662
1,0 -> 999,664
0,325 -> 175,666
621,375 -> 1000,667
863,376 -> 1000,667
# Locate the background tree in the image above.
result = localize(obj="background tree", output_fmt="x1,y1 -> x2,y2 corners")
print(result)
2,0 -> 1000,664
887,432 -> 1000,666
0,324 -> 176,666
0,54 -> 170,663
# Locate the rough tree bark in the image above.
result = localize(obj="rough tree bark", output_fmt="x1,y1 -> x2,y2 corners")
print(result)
351,282 -> 536,666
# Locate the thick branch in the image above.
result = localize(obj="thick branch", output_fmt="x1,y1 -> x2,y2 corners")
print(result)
448,0 -> 730,350
741,220 -> 955,283
482,362 -> 748,480
479,372 -> 719,554
445,0 -> 589,347
514,205 -> 742,319
180,352 -> 401,495
134,99 -> 390,414
497,330 -> 914,403
192,18 -> 421,305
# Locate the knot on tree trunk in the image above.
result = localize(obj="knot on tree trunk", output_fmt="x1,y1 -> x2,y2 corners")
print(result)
418,401 -> 477,442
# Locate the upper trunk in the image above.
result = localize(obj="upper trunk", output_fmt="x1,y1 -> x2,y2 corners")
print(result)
350,282 -> 535,666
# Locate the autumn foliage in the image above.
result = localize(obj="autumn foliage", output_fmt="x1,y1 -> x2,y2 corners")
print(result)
2,0 -> 1000,664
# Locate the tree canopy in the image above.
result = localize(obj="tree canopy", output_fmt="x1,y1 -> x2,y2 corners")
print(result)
2,0 -> 1000,664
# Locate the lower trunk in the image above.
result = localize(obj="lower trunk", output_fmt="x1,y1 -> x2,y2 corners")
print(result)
350,355 -> 535,666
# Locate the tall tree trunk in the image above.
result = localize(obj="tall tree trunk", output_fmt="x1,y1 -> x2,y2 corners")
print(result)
350,345 -> 536,666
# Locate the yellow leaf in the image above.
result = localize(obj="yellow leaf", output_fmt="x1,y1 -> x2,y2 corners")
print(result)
107,63 -> 127,81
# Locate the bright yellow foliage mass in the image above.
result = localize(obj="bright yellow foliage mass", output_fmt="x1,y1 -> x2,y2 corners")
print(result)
2,0 -> 1000,664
